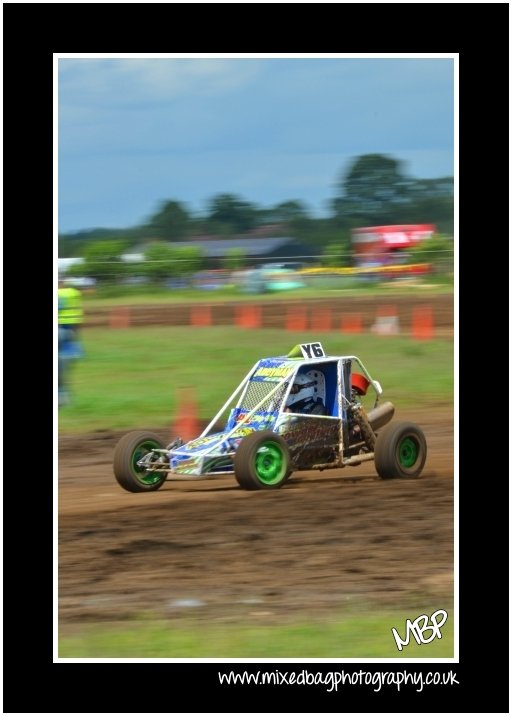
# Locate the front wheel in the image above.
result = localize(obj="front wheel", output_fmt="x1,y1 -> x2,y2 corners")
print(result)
374,422 -> 427,479
234,431 -> 291,490
113,431 -> 167,492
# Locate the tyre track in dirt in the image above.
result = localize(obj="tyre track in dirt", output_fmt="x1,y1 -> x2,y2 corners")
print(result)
59,407 -> 454,627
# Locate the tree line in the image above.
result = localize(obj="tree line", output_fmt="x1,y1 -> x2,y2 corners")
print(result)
59,153 -> 454,259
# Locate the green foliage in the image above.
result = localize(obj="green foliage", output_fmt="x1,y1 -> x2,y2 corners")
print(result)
147,200 -> 191,241
66,261 -> 87,278
122,260 -> 146,278
58,154 -> 454,260
408,235 -> 454,274
59,227 -> 142,258
268,200 -> 310,225
207,193 -> 258,235
332,154 -> 453,233
322,241 -> 349,267
143,242 -> 177,283
293,218 -> 352,257
174,245 -> 204,275
336,153 -> 410,222
389,178 -> 454,231
59,233 -> 83,258
143,243 -> 204,283
222,248 -> 245,271
81,240 -> 128,283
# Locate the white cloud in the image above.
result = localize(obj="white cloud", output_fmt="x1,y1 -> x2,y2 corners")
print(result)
59,58 -> 264,109
58,58 -> 454,231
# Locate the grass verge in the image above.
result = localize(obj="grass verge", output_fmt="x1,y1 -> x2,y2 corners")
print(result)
58,327 -> 453,434
82,282 -> 453,307
59,608 -> 454,658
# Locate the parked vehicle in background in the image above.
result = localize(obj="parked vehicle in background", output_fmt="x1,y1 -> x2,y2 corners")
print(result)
240,264 -> 306,293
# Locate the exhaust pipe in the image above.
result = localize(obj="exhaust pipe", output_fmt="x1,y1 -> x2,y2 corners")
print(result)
367,401 -> 395,431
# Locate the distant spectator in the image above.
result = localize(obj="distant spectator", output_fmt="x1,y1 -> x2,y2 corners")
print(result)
58,277 -> 84,406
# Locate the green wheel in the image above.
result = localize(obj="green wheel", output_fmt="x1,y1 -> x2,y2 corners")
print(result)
113,431 -> 167,492
234,431 -> 291,490
374,422 -> 427,479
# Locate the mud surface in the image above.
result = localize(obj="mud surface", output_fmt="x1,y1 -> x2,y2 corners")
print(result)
59,407 -> 454,630
84,293 -> 454,334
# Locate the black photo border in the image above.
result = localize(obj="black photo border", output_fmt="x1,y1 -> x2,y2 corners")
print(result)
3,3 -> 508,713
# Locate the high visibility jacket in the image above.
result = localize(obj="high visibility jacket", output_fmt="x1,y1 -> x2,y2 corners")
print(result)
58,287 -> 83,325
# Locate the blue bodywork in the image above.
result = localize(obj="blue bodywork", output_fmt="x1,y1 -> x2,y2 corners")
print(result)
169,358 -> 295,475
167,347 -> 381,477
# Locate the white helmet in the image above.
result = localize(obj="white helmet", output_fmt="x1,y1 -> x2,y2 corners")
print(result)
286,370 -> 325,409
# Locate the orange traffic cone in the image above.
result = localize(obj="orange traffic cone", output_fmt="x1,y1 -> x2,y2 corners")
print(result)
172,387 -> 200,442
411,305 -> 434,340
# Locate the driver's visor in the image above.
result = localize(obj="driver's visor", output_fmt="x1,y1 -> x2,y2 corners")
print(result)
290,380 -> 316,394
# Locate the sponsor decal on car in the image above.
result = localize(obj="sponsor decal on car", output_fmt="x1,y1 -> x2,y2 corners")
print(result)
253,365 -> 294,380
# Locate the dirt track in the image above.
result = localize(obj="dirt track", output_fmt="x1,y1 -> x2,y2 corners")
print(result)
59,407 -> 454,629
84,293 -> 454,334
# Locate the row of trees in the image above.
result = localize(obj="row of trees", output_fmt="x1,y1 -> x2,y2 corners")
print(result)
66,240 -> 250,284
59,153 -> 454,259
67,234 -> 453,286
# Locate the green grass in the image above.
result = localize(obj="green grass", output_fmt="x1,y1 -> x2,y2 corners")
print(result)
59,327 -> 453,433
83,281 -> 453,307
59,608 -> 454,658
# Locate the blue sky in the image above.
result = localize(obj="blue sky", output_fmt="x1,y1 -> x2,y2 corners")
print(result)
58,56 -> 454,233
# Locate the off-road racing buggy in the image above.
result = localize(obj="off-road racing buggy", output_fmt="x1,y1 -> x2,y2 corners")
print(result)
113,342 -> 427,492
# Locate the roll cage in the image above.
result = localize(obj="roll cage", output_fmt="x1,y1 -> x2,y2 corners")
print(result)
169,343 -> 383,471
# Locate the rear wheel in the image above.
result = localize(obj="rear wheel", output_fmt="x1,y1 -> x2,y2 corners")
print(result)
374,422 -> 427,479
234,431 -> 291,490
113,431 -> 167,492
